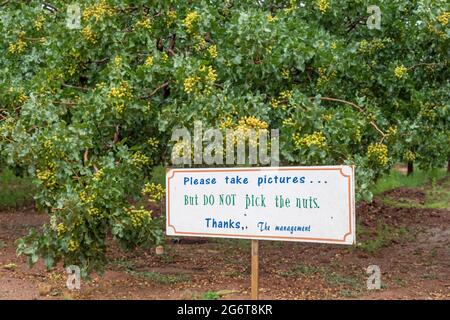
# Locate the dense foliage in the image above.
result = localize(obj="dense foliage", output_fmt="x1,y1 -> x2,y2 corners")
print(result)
0,0 -> 448,274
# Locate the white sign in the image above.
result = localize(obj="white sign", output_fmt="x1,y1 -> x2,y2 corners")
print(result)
166,166 -> 355,245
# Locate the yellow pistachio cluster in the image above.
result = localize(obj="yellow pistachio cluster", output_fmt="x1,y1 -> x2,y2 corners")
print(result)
144,56 -> 153,67
108,81 -> 131,115
321,114 -> 332,122
269,90 -> 292,110
114,102 -> 125,114
8,39 -> 27,54
183,66 -> 217,95
192,33 -> 217,59
83,0 -> 113,22
267,14 -> 277,23
108,82 -> 132,99
184,11 -> 200,33
18,93 -> 28,104
0,117 -> 14,138
219,116 -> 233,130
88,207 -> 100,217
293,131 -> 327,149
208,45 -> 218,59
386,126 -> 397,138
419,103 -> 436,119
82,26 -> 97,44
135,17 -> 152,30
317,0 -> 330,14
284,0 -> 297,13
282,117 -> 295,126
404,150 -> 416,162
43,139 -> 59,158
147,137 -> 159,148
142,183 -> 165,202
355,128 -> 362,142
205,65 -> 217,83
56,223 -> 66,237
218,116 -> 269,151
6,87 -> 28,106
270,98 -> 280,109
131,151 -> 150,167
280,90 -> 293,101
68,239 -> 79,252
96,82 -> 106,90
193,33 -> 207,51
67,65 -> 77,76
36,168 -> 57,189
34,15 -> 45,31
394,65 -> 408,79
79,191 -> 96,204
113,56 -> 122,68
437,12 -> 449,26
281,68 -> 290,80
93,169 -> 104,182
166,10 -> 177,27
235,117 -> 269,148
358,38 -> 390,54
183,75 -> 201,94
367,143 -> 388,166
317,67 -> 337,86
126,206 -> 152,228
237,116 -> 269,130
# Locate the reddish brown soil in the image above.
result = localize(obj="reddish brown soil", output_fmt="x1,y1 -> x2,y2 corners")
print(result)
382,188 -> 427,205
0,180 -> 449,300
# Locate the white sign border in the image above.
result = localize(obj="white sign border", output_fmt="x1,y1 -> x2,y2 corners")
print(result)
166,166 -> 356,245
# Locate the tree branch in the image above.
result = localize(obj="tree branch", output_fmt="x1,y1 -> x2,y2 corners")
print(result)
62,83 -> 89,92
83,149 -> 89,164
140,82 -> 169,99
53,100 -> 77,107
94,57 -> 110,65
312,96 -> 365,113
309,96 -> 386,138
346,15 -> 366,33
407,62 -> 441,70
113,125 -> 120,144
168,33 -> 176,57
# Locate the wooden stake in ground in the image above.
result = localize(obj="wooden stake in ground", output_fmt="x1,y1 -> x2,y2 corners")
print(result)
251,240 -> 259,300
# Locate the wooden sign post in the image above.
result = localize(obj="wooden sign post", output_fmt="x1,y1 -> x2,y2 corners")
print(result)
251,240 -> 259,300
166,166 -> 356,300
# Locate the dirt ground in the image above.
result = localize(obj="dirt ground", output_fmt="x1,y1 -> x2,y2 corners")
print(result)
0,178 -> 449,300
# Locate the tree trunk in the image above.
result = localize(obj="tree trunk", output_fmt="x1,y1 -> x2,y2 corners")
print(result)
407,161 -> 414,176
447,160 -> 450,174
